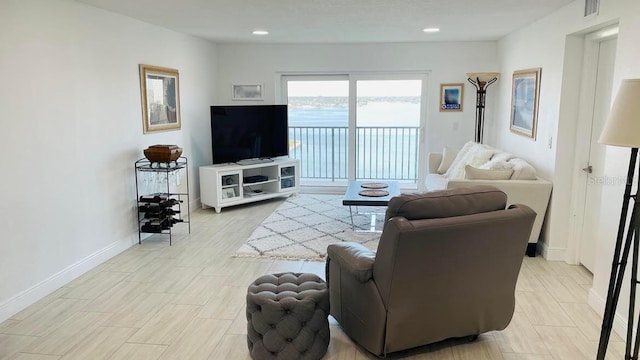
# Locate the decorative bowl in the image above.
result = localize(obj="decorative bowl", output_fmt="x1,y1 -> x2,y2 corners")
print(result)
143,145 -> 183,163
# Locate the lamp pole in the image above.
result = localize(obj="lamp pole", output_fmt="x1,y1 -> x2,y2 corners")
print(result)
467,75 -> 498,144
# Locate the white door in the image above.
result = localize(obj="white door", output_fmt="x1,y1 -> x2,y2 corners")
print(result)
578,36 -> 617,271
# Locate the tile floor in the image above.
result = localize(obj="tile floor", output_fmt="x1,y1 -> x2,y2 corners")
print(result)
0,198 -> 625,359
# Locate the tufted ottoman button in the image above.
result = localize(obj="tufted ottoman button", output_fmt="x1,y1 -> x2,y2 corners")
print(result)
246,272 -> 329,360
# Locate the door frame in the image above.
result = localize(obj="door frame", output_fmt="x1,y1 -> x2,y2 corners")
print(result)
567,25 -> 619,266
277,71 -> 430,190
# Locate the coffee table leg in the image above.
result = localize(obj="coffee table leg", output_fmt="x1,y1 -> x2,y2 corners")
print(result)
349,206 -> 355,230
370,214 -> 376,232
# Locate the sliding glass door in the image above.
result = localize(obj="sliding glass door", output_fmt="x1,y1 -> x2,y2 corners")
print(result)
282,74 -> 425,188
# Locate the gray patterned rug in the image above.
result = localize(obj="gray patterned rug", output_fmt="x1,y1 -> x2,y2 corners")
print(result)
235,194 -> 383,261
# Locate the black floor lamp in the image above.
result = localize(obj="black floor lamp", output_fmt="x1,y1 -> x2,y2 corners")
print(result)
467,72 -> 499,144
597,79 -> 640,360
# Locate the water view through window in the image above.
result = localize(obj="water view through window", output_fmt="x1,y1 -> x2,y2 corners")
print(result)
286,78 -> 422,184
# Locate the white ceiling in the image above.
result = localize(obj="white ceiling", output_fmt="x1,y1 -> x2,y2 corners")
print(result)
75,0 -> 574,43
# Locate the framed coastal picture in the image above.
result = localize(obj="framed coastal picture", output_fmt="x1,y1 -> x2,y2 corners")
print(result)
139,64 -> 181,134
510,68 -> 541,139
232,84 -> 264,101
439,83 -> 464,112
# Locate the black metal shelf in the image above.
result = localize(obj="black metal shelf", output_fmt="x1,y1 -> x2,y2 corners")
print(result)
135,157 -> 190,245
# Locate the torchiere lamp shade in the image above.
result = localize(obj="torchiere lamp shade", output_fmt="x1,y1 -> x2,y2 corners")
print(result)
466,72 -> 500,83
599,79 -> 640,147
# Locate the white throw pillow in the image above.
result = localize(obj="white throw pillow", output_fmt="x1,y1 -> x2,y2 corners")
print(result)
491,152 -> 515,162
467,149 -> 497,168
465,165 -> 514,180
436,147 -> 459,174
480,159 -> 514,171
509,158 -> 537,180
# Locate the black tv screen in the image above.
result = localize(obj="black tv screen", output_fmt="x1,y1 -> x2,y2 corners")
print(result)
210,105 -> 288,164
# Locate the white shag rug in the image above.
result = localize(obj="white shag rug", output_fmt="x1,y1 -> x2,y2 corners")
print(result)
235,194 -> 383,261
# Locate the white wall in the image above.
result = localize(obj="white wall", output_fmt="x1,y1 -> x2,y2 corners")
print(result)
488,0 -> 640,335
0,0 -> 217,321
215,42 -> 498,153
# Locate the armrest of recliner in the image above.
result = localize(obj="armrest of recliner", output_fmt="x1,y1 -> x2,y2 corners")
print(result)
327,242 -> 376,283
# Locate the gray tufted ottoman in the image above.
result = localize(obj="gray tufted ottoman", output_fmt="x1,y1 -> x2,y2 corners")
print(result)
246,272 -> 330,360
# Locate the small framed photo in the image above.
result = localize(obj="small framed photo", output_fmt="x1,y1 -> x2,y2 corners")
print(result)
223,187 -> 237,199
510,68 -> 542,139
232,84 -> 264,101
439,83 -> 464,112
139,64 -> 181,134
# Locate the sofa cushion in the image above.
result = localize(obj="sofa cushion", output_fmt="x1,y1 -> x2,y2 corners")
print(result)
465,165 -> 514,180
425,173 -> 449,191
436,147 -> 458,174
509,158 -> 537,180
385,185 -> 507,221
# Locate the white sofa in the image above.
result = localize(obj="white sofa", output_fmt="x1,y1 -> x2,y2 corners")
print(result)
426,142 -> 552,256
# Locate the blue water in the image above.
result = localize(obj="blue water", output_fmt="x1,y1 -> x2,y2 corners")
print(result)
287,103 -> 420,181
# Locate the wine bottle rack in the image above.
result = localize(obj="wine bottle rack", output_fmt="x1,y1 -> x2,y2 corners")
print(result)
135,157 -> 190,245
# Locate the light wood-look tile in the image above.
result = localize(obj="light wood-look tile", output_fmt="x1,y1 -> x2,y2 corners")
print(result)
172,276 -> 227,306
559,302 -> 622,342
107,343 -> 168,360
493,312 -> 550,355
2,299 -> 89,336
24,312 -> 108,356
0,334 -> 38,359
208,334 -> 251,360
450,334 -> 504,360
534,326 -> 593,360
0,200 -> 614,359
9,287 -> 72,322
62,272 -> 130,300
501,354 -> 554,360
515,290 -> 574,327
158,318 -> 231,360
9,354 -> 61,360
225,307 -> 247,335
60,326 -> 137,360
82,281 -> 148,313
127,304 -> 200,345
197,286 -> 246,320
102,292 -> 175,329
537,275 -> 588,303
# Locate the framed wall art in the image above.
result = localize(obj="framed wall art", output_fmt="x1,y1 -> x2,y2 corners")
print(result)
439,83 -> 464,112
510,68 -> 541,139
139,64 -> 181,134
232,84 -> 264,101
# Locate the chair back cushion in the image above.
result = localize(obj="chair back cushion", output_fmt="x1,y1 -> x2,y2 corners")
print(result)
385,185 -> 507,222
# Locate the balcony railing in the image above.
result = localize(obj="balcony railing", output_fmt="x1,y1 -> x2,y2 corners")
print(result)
288,126 -> 420,182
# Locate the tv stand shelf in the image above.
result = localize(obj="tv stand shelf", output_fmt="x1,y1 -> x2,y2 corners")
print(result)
199,158 -> 300,213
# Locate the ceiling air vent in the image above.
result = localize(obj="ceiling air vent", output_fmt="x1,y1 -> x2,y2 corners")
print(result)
585,0 -> 600,17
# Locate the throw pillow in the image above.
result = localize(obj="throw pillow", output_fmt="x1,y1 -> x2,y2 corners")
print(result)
464,165 -> 514,180
491,152 -> 515,162
509,158 -> 537,180
436,147 -> 459,174
480,159 -> 514,171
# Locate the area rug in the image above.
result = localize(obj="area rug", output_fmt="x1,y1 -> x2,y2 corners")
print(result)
234,194 -> 384,261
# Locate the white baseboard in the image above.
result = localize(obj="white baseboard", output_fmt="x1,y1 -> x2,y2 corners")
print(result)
588,287 -> 627,340
0,238 -> 133,323
539,242 -> 566,261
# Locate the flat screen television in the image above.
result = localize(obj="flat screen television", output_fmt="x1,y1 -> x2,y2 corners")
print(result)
210,105 -> 288,164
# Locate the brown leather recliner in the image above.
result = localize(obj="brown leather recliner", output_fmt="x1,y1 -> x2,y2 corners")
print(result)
326,185 -> 536,356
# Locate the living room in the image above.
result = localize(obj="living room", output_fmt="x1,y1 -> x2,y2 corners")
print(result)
1,0 -> 640,358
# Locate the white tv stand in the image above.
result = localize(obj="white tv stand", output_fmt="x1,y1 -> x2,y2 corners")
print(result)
199,158 -> 300,213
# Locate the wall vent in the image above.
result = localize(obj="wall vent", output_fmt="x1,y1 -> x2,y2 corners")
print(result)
585,0 -> 600,17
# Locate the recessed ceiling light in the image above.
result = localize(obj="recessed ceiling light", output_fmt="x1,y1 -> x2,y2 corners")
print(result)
252,30 -> 269,35
423,28 -> 440,33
